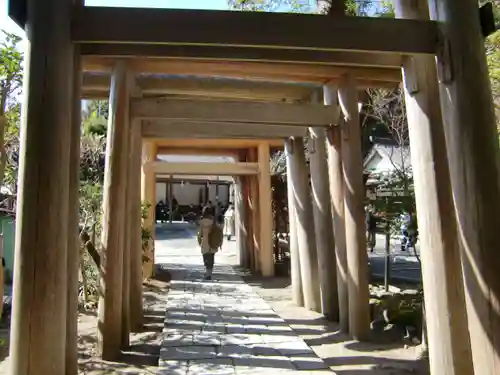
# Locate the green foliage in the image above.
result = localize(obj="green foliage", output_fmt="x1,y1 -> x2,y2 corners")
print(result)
0,31 -> 23,113
83,116 -> 107,137
228,0 -> 376,14
0,30 -> 23,194
78,102 -> 107,300
481,1 -> 500,133
141,201 -> 153,253
80,135 -> 106,183
2,103 -> 20,193
229,0 -> 314,12
368,170 -> 415,235
79,183 -> 103,223
83,100 -> 109,136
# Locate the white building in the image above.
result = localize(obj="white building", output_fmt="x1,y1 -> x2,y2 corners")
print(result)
363,142 -> 412,199
155,154 -> 234,208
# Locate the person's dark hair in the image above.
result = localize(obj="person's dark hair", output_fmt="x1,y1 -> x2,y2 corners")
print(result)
202,206 -> 213,218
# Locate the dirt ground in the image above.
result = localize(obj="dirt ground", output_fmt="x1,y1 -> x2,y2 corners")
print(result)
77,276 -> 170,375
244,274 -> 430,375
0,269 -> 171,375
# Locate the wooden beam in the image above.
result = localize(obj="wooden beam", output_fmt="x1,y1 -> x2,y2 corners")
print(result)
81,72 -> 398,99
156,176 -> 233,182
132,98 -> 337,125
72,7 -> 439,55
82,57 -> 402,84
154,138 -> 285,149
83,73 -> 315,101
149,161 -> 259,176
80,44 -> 404,68
157,147 -> 239,157
142,120 -> 307,139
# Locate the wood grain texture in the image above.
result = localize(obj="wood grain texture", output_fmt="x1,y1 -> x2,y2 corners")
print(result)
258,143 -> 274,276
285,137 -> 321,312
324,84 -> 349,333
427,0 -> 500,373
142,120 -> 307,139
132,97 -> 339,125
141,141 -> 157,280
8,0 -> 74,373
66,47 -> 82,375
97,61 -> 129,359
72,6 -> 439,54
338,73 -> 370,341
395,1 -> 474,374
80,44 -> 404,68
129,120 -> 144,332
149,161 -> 259,176
82,57 -> 402,85
286,145 -> 304,307
309,125 -> 338,320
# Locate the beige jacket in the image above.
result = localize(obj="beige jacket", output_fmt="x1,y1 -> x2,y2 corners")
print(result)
198,218 -> 218,254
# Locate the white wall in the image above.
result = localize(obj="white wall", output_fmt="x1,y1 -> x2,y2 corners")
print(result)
156,182 -> 166,203
364,153 -> 385,173
172,182 -> 204,206
156,180 -> 232,206
207,184 -> 230,206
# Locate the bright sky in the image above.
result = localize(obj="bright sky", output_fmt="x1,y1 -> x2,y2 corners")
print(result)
0,0 -> 230,37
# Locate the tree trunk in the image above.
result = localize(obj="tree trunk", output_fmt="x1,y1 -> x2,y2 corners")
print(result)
80,230 -> 100,268
79,250 -> 89,305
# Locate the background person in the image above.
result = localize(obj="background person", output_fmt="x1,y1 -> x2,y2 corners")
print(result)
365,205 -> 377,252
223,203 -> 235,240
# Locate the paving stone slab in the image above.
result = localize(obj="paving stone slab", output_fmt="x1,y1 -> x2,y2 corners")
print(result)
289,353 -> 330,370
187,359 -> 235,375
221,333 -> 266,345
160,345 -> 218,360
192,332 -> 222,346
234,368 -> 293,375
158,360 -> 189,374
163,333 -> 194,347
232,356 -> 296,370
157,227 -> 330,374
267,340 -> 316,356
216,344 -> 255,358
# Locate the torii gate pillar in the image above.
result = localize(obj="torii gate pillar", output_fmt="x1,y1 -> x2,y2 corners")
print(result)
9,0 -> 76,373
142,141 -> 157,279
258,142 -> 274,276
428,0 -> 500,372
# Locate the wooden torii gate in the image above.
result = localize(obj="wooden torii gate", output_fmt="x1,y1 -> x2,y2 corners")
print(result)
6,1 -> 500,375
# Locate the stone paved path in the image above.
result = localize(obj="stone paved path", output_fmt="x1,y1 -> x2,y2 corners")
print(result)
156,223 -> 335,375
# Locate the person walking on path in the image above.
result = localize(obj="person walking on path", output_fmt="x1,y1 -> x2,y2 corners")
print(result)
223,203 -> 235,240
197,206 -> 223,280
366,206 -> 377,252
